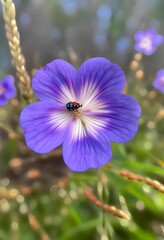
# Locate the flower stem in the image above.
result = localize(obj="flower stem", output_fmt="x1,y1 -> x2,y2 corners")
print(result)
1,0 -> 33,102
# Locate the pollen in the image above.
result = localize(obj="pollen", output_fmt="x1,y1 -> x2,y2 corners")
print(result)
75,109 -> 83,119
0,86 -> 5,95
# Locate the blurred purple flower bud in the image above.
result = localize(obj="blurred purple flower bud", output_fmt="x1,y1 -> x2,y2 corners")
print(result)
0,75 -> 16,106
153,69 -> 164,93
134,28 -> 163,55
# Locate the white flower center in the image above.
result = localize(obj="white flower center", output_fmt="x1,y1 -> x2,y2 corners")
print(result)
140,37 -> 152,50
54,83 -> 110,141
0,85 -> 5,95
69,98 -> 109,140
159,76 -> 164,86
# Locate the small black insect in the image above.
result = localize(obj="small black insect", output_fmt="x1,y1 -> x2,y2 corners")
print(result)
66,102 -> 82,111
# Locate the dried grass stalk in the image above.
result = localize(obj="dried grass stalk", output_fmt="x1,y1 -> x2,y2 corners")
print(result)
119,170 -> 164,193
1,0 -> 33,101
85,189 -> 129,220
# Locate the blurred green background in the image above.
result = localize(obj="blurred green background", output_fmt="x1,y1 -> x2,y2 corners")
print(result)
0,0 -> 164,240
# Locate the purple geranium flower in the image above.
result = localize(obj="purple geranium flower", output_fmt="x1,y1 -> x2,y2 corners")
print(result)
0,75 -> 16,106
134,28 -> 163,55
153,69 -> 164,93
20,58 -> 141,172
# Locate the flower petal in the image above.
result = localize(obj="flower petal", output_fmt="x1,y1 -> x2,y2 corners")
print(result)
134,31 -> 146,41
155,34 -> 164,45
20,100 -> 72,153
106,94 -> 141,142
62,119 -> 112,172
75,58 -> 126,106
0,95 -> 8,106
2,75 -> 16,99
32,59 -> 77,103
153,70 -> 164,93
86,94 -> 141,143
156,69 -> 164,78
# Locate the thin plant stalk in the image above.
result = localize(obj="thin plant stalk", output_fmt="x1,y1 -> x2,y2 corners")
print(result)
1,0 -> 33,102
